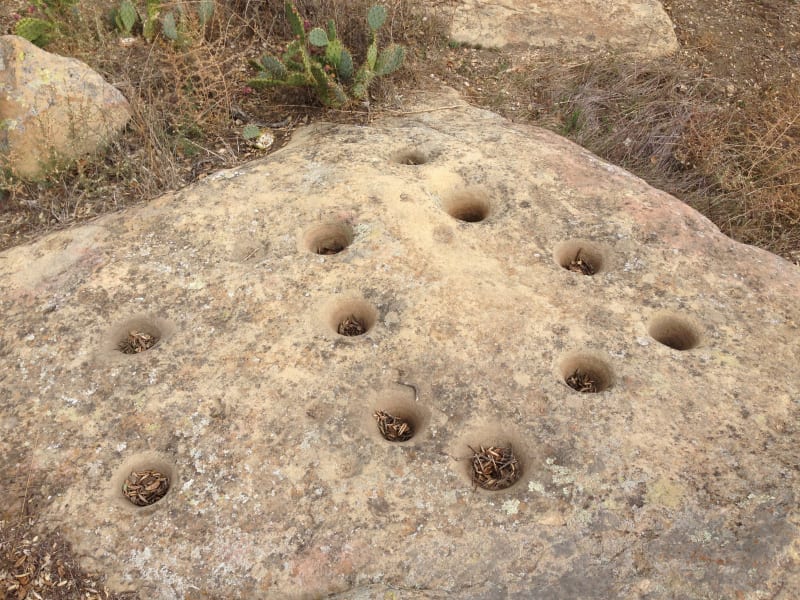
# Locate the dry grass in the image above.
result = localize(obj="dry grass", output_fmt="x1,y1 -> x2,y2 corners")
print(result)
436,44 -> 800,263
545,60 -> 800,260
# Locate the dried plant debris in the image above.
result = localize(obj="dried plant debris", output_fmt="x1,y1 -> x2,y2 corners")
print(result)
374,410 -> 414,442
0,519 -> 140,600
337,315 -> 366,336
117,330 -> 158,354
122,470 -> 169,507
568,249 -> 595,275
469,445 -> 520,491
566,369 -> 599,393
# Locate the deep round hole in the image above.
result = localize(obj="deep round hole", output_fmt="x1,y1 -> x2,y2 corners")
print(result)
559,353 -> 613,393
117,329 -> 160,354
469,444 -> 521,491
103,316 -> 174,361
326,299 -> 378,338
393,148 -> 429,165
122,469 -> 170,506
648,313 -> 701,350
553,240 -> 606,275
443,189 -> 491,223
453,427 -> 529,492
111,452 -> 176,511
304,222 -> 354,255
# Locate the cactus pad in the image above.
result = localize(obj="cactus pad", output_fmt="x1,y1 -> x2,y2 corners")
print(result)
367,5 -> 387,31
374,44 -> 405,77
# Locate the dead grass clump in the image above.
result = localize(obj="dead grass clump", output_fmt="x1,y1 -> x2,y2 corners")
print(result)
686,85 -> 800,257
0,518 -> 140,599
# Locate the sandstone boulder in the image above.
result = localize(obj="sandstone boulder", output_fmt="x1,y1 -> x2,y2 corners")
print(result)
0,91 -> 798,598
449,0 -> 679,57
0,35 -> 131,181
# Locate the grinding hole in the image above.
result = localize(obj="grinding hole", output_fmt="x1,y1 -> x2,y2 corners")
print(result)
338,315 -> 367,336
469,445 -> 521,491
443,189 -> 491,223
565,370 -> 600,393
648,313 -> 700,350
304,222 -> 354,255
393,148 -> 429,165
326,298 -> 378,338
559,353 -> 613,393
122,469 -> 170,506
111,452 -> 176,512
368,386 -> 429,444
374,410 -> 415,442
118,330 -> 159,354
554,240 -> 606,275
102,316 -> 174,362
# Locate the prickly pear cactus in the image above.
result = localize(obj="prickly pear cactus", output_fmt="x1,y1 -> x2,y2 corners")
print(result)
367,5 -> 387,31
375,44 -> 405,77
249,2 -> 405,108
14,17 -> 54,47
115,0 -> 138,36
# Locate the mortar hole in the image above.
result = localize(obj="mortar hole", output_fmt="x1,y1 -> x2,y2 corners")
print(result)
304,222 -> 354,255
443,189 -> 491,223
554,240 -> 605,275
326,298 -> 378,338
370,387 -> 429,444
559,353 -> 613,393
338,315 -> 367,336
374,410 -> 415,442
117,326 -> 161,354
469,444 -> 521,491
393,148 -> 429,165
122,469 -> 170,507
649,313 -> 700,350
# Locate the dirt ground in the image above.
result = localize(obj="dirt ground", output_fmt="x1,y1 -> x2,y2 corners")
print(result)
1,1 -> 799,598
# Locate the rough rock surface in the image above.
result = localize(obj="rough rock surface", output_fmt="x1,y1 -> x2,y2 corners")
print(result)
1,91 -> 798,599
449,0 -> 678,57
0,35 -> 131,180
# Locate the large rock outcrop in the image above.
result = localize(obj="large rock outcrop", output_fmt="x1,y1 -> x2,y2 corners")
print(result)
0,92 -> 798,598
0,35 -> 131,180
449,0 -> 679,57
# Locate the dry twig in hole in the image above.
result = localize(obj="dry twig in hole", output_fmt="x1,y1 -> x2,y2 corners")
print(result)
470,445 -> 520,490
118,330 -> 158,354
338,315 -> 366,336
566,369 -> 599,392
374,410 -> 413,441
568,248 -> 595,275
122,470 -> 169,506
